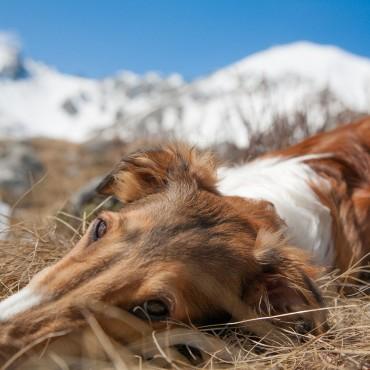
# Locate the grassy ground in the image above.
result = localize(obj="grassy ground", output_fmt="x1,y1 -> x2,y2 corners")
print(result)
0,125 -> 370,369
1,220 -> 369,369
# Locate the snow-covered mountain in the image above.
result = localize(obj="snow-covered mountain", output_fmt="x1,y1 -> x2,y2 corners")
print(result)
0,33 -> 369,147
0,33 -> 185,141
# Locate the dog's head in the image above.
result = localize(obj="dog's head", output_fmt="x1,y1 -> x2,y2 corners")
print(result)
0,144 -> 327,350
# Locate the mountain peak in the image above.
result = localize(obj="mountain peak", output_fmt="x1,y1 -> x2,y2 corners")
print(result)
230,41 -> 370,79
199,41 -> 370,112
0,32 -> 27,79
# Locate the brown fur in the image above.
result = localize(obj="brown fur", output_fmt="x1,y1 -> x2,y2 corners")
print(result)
271,117 -> 370,279
2,118 -> 370,362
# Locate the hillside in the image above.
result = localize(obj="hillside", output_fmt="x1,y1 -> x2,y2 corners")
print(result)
0,35 -> 369,147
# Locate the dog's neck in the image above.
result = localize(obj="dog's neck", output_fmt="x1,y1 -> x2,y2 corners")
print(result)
218,156 -> 334,266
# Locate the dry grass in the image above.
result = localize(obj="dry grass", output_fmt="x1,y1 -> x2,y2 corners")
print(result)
1,205 -> 369,369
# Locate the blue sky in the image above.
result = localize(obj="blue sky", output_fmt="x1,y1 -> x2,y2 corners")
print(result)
1,0 -> 369,79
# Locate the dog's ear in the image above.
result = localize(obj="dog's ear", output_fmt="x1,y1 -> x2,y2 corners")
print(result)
96,143 -> 219,203
245,231 -> 328,334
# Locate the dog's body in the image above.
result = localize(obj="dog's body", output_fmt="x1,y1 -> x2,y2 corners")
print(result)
1,117 -> 370,360
219,155 -> 333,266
220,117 -> 370,272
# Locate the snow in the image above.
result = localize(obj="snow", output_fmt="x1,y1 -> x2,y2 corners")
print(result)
0,34 -> 369,147
203,41 -> 370,111
0,60 -> 102,140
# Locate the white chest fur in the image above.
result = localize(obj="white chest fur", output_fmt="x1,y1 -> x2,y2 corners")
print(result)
218,156 -> 334,266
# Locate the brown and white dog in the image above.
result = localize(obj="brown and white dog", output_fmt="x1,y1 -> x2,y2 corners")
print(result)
1,117 -> 370,358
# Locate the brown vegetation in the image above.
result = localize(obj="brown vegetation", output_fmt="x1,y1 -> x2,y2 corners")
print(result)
1,221 -> 369,369
0,117 -> 369,369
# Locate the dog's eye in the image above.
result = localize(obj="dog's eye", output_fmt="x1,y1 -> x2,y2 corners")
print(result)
131,299 -> 170,321
92,218 -> 107,241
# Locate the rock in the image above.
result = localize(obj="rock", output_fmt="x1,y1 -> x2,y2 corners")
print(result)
69,176 -> 119,216
0,142 -> 44,202
61,99 -> 79,116
0,201 -> 10,239
0,33 -> 28,80
70,176 -> 104,212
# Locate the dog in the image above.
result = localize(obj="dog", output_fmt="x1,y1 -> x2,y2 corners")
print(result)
1,117 -> 369,359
